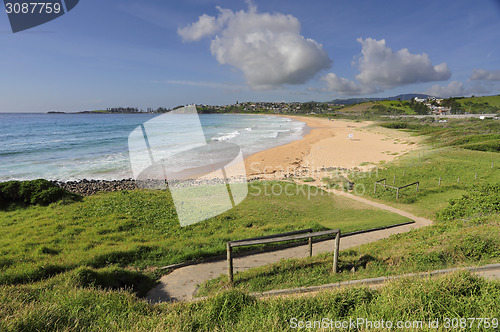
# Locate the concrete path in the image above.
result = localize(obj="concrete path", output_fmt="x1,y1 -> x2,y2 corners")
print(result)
247,263 -> 500,300
146,190 -> 433,303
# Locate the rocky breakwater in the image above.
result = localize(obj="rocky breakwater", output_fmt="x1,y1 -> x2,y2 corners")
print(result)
53,179 -> 139,196
54,176 -> 263,196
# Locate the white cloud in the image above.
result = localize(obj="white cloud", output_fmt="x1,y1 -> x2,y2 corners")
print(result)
470,69 -> 500,81
178,5 -> 332,90
322,38 -> 451,95
178,14 -> 220,42
321,73 -> 374,95
426,81 -> 465,98
177,7 -> 234,42
355,38 -> 451,88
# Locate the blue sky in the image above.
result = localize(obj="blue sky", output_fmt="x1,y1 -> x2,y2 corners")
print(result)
1,0 -> 500,112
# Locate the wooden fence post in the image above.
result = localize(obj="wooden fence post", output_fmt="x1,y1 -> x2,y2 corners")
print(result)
396,188 -> 400,200
308,236 -> 313,257
228,229 -> 340,278
227,242 -> 233,284
333,231 -> 340,273
438,177 -> 441,186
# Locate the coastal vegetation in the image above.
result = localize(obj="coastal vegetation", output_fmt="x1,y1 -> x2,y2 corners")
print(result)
0,179 -> 80,211
197,182 -> 499,295
0,182 -> 408,288
351,148 -> 499,220
196,118 -> 499,298
378,117 -> 500,152
1,183 -> 499,330
50,94 -> 500,117
3,105 -> 499,330
0,271 -> 498,331
367,99 -> 430,115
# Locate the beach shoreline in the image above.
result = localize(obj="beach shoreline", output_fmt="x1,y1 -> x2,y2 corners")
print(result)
10,114 -> 422,195
242,115 -> 422,181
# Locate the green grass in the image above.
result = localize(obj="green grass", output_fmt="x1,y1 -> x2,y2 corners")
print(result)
375,100 -> 416,114
197,184 -> 499,296
0,179 -> 81,210
350,147 -> 500,219
1,271 -> 498,331
360,118 -> 499,219
463,95 -> 500,108
1,117 -> 498,330
379,118 -> 500,151
1,180 -> 498,331
455,95 -> 500,113
0,181 -> 409,287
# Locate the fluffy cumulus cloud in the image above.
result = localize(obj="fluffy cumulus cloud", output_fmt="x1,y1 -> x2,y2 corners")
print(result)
178,5 -> 331,90
321,73 -> 369,95
426,81 -> 465,98
470,69 -> 500,81
322,38 -> 451,95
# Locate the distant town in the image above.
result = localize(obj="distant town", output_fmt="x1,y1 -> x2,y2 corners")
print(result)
48,94 -> 500,117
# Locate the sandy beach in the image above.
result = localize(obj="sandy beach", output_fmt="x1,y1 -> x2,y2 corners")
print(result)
87,114 -> 422,187
244,116 -> 422,180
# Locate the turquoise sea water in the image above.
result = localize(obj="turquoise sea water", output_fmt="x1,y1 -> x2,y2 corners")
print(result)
0,113 -> 305,181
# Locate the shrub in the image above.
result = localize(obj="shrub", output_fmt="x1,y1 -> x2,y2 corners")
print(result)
449,235 -> 500,260
462,140 -> 500,152
437,184 -> 500,221
72,267 -> 155,297
0,179 -> 80,210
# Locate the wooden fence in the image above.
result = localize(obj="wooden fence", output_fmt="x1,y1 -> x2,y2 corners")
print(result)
374,178 -> 419,200
226,228 -> 341,283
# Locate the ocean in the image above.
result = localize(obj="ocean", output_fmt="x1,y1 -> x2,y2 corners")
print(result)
0,112 -> 305,181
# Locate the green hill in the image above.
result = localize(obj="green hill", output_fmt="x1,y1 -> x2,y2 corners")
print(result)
341,100 -> 421,115
454,95 -> 500,114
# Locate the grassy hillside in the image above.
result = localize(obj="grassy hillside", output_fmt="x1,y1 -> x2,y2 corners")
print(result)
0,182 -> 409,288
338,95 -> 500,116
379,117 -> 500,152
352,118 -> 500,219
1,116 -> 498,330
1,272 -> 498,331
198,183 -> 499,295
2,191 -> 499,330
340,100 -> 423,116
339,102 -> 375,114
455,95 -> 500,113
375,100 -> 416,114
344,151 -> 498,226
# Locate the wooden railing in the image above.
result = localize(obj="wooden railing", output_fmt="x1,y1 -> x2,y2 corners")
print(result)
374,179 -> 419,200
226,228 -> 341,283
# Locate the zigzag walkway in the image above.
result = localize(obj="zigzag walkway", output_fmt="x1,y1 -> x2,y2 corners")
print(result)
146,190 -> 433,303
